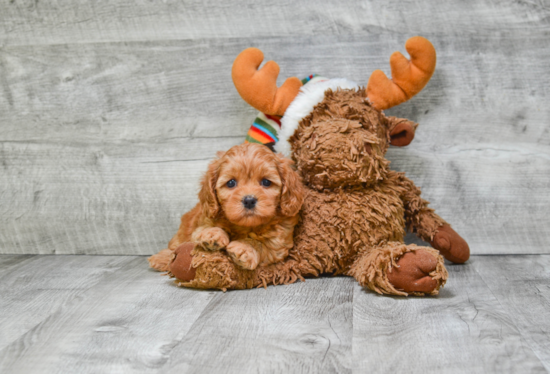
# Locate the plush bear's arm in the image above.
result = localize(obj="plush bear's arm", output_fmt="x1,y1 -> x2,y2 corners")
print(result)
393,172 -> 447,242
393,172 -> 470,263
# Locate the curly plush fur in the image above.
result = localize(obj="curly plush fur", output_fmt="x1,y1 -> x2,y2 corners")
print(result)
155,88 -> 469,296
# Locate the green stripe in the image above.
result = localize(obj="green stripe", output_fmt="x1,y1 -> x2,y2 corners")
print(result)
301,74 -> 318,85
254,117 -> 279,138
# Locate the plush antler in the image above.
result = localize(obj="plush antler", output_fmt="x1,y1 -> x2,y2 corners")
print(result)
367,36 -> 436,110
232,48 -> 303,116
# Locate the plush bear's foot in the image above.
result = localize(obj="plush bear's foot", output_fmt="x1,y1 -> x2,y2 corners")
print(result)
148,248 -> 173,272
387,249 -> 440,294
349,243 -> 448,296
169,243 -> 197,282
168,244 -> 255,291
430,224 -> 470,264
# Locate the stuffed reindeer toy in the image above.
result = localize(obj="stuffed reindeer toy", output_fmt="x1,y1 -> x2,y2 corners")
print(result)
152,36 -> 470,296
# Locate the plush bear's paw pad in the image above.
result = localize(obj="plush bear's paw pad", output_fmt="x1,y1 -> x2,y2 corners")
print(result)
169,243 -> 196,282
387,249 -> 441,294
431,225 -> 470,264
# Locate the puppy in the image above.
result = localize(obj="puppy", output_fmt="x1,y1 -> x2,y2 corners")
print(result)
148,143 -> 305,272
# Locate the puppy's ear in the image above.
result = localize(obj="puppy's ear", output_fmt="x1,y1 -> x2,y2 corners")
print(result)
276,154 -> 305,217
198,158 -> 222,219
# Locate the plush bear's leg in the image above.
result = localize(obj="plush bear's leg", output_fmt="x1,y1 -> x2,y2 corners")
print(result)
348,243 -> 448,296
168,243 -> 255,291
168,242 -> 317,291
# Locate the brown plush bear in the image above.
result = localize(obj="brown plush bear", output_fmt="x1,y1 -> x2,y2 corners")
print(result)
156,36 -> 470,296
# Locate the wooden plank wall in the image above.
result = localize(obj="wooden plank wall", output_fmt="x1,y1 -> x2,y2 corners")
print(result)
1,1 -> 549,255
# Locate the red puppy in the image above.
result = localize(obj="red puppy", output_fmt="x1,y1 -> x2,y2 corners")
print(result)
149,143 -> 305,271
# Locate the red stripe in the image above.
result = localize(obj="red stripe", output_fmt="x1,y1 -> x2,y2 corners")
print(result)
249,126 -> 276,143
264,114 -> 282,127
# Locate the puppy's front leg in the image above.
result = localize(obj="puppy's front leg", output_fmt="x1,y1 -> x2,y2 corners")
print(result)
192,227 -> 230,251
226,240 -> 260,270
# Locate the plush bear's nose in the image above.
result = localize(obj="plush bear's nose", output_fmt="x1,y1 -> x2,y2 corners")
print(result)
242,195 -> 257,210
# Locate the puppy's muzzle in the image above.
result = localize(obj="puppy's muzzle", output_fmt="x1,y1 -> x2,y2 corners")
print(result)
242,195 -> 257,210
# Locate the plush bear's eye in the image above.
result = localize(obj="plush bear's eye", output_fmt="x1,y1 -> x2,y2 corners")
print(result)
226,179 -> 237,188
261,179 -> 272,187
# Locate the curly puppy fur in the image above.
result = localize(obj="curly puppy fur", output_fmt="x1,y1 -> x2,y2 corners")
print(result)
148,143 -> 305,271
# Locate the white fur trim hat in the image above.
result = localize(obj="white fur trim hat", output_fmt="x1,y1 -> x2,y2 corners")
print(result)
274,77 -> 359,156
244,75 -> 359,156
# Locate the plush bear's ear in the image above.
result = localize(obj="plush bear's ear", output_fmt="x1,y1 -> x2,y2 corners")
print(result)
387,117 -> 418,147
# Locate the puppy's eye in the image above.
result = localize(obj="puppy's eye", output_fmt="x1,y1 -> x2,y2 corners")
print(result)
226,179 -> 237,188
261,179 -> 272,187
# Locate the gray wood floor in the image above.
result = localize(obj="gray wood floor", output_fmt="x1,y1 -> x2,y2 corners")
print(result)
0,254 -> 549,373
1,0 -> 549,256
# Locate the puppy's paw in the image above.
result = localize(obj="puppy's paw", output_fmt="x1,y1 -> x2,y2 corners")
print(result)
148,248 -> 173,272
226,241 -> 260,270
194,227 -> 230,251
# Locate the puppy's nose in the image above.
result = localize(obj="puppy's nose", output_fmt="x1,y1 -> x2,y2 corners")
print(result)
242,195 -> 257,210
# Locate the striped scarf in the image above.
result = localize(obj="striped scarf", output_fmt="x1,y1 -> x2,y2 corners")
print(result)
244,74 -> 325,151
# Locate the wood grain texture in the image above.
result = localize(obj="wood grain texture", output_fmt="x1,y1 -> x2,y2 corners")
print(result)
352,259 -> 548,373
1,0 -> 549,46
1,254 -> 549,373
0,255 -> 216,373
0,138 -> 238,255
165,277 -> 354,373
474,255 -> 550,371
1,1 -> 549,255
0,254 -> 34,269
0,255 -> 137,351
